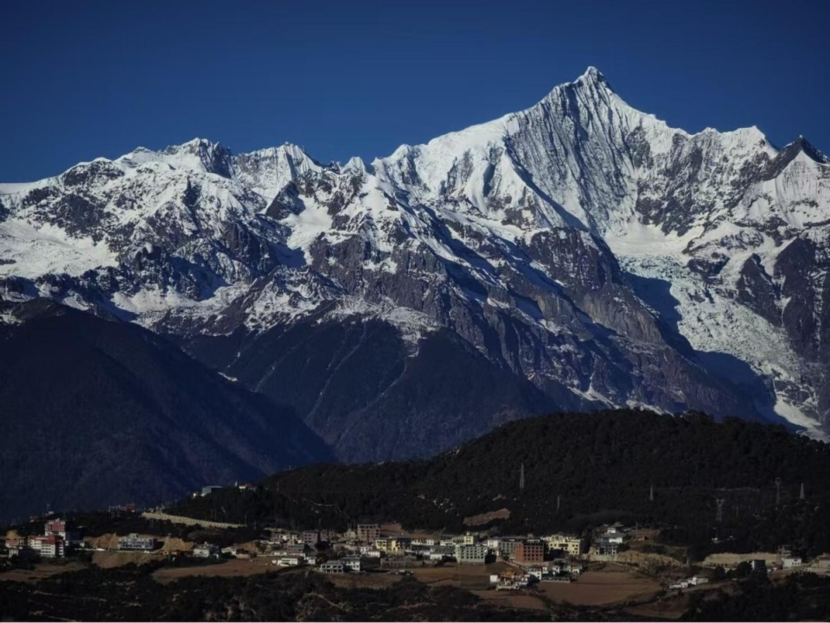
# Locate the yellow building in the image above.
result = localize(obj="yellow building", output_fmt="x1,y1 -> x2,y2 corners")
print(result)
544,534 -> 583,556
387,536 -> 412,554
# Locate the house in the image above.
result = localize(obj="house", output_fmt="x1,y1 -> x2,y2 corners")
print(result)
460,533 -> 476,546
193,543 -> 221,558
341,555 -> 362,572
201,485 -> 223,496
515,540 -> 545,564
320,561 -> 346,574
782,556 -> 803,569
374,538 -> 389,552
357,524 -> 380,543
456,544 -> 489,564
495,570 -> 532,590
363,549 -> 383,559
690,576 -> 709,586
544,534 -> 583,557
602,527 -> 627,544
816,557 -> 830,572
276,556 -> 304,567
118,534 -> 157,551
751,559 -> 767,573
4,543 -> 37,560
286,543 -> 308,556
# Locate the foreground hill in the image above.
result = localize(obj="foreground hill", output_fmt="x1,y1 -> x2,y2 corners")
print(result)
2,67 -> 829,466
174,410 -> 830,556
0,299 -> 331,521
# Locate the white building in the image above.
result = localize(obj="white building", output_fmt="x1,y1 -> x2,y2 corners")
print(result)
484,538 -> 501,550
341,556 -> 362,572
193,543 -> 221,558
320,561 -> 346,574
28,535 -> 64,558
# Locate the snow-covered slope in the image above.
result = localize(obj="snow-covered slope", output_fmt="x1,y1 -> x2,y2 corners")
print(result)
3,67 -> 829,457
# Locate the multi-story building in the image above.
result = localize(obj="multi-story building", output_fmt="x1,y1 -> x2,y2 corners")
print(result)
302,530 -> 320,545
341,555 -> 362,572
28,535 -> 65,558
44,519 -> 81,546
387,536 -> 411,555
357,524 -> 380,543
544,534 -> 584,557
456,543 -> 489,564
515,540 -> 545,564
320,561 -> 346,574
595,536 -> 620,556
117,534 -> 157,551
498,539 -> 522,560
484,538 -> 501,550
374,538 -> 389,552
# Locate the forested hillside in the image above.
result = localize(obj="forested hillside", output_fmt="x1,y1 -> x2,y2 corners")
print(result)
172,410 -> 830,557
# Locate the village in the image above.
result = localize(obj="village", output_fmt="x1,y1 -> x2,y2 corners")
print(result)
3,500 -> 830,616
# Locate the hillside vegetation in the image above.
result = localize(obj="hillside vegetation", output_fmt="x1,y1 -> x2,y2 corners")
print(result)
172,410 -> 830,557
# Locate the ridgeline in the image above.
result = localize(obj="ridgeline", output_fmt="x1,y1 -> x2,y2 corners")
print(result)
171,410 -> 830,558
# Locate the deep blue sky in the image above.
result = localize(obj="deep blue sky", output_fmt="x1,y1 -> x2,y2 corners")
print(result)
2,0 -> 828,182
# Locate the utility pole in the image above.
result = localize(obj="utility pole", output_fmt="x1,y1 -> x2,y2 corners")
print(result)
649,484 -> 654,503
716,498 -> 725,523
800,482 -> 805,501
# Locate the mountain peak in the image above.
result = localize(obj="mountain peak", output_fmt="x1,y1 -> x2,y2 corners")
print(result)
792,135 -> 828,163
573,66 -> 612,91
160,138 -> 234,178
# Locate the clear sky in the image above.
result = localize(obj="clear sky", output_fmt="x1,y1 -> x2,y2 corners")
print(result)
2,0 -> 828,182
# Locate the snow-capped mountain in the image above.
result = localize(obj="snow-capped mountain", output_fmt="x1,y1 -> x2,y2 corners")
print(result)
2,67 -> 829,460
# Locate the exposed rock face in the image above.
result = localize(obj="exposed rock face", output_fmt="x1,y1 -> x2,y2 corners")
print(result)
2,67 -> 829,463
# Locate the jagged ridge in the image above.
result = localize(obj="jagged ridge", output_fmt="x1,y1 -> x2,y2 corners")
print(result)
2,67 -> 829,463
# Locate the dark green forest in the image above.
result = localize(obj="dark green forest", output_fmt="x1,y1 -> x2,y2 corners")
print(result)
171,409 -> 830,558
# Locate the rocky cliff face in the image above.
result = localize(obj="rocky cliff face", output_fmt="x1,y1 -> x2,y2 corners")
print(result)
2,67 -> 829,461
